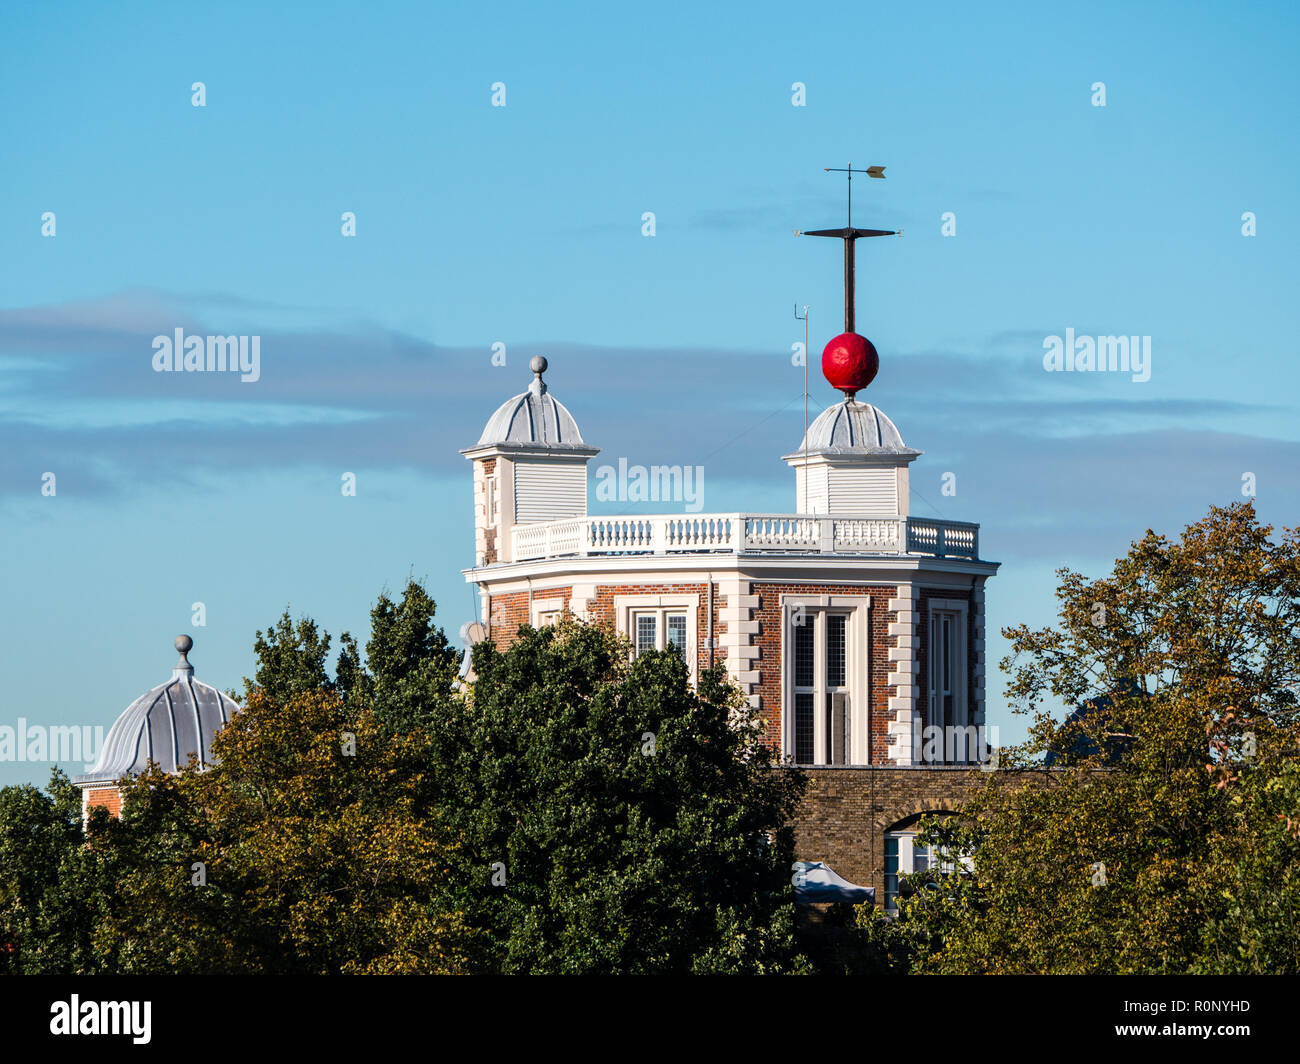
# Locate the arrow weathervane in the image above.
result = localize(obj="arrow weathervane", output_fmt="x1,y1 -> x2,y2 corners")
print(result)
795,163 -> 899,333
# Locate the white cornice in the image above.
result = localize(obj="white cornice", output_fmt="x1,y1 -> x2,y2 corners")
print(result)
463,552 -> 999,591
460,442 -> 600,461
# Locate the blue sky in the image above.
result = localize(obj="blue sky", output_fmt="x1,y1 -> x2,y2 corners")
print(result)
2,0 -> 1298,786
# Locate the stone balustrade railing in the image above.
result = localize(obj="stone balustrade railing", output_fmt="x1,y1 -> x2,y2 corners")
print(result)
509,514 -> 980,562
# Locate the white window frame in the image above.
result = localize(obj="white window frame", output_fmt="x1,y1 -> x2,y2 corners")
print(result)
613,594 -> 698,680
925,598 -> 969,763
629,609 -> 690,660
780,594 -> 871,765
531,596 -> 566,628
485,474 -> 498,526
883,827 -> 970,912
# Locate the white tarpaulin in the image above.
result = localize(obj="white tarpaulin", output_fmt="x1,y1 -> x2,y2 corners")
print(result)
793,861 -> 875,905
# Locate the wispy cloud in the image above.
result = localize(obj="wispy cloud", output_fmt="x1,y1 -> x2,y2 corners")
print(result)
1,290 -> 1295,564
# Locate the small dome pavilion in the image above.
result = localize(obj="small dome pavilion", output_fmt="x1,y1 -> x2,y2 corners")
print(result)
74,635 -> 240,818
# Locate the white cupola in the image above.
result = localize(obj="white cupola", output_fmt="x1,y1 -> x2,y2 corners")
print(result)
460,356 -> 599,565
782,398 -> 921,516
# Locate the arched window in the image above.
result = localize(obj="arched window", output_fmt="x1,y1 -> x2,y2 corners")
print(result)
883,813 -> 966,912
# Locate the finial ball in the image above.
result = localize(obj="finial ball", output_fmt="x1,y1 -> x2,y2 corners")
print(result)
822,332 -> 879,396
529,355 -> 548,375
175,634 -> 193,654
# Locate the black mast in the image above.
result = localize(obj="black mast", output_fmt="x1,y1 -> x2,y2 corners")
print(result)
797,163 -> 899,333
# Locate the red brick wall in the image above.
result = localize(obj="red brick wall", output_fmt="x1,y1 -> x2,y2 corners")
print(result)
489,582 -> 726,677
589,583 -> 723,680
751,583 -> 898,763
85,787 -> 122,818
487,586 -> 573,648
484,580 -> 932,764
483,579 -> 988,768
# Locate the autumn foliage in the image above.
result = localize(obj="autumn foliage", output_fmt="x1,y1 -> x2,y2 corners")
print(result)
859,502 -> 1300,974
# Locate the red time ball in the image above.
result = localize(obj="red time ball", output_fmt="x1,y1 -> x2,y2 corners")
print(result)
821,332 -> 879,398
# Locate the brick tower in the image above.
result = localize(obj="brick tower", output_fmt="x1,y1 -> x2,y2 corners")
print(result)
460,355 -> 998,769
458,181 -> 1000,904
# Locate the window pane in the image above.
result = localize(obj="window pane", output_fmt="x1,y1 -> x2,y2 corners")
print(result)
826,614 -> 846,687
942,615 -> 951,691
795,692 -> 814,763
635,614 -> 657,656
667,613 -> 687,661
794,615 -> 814,688
827,691 -> 849,765
884,836 -> 900,911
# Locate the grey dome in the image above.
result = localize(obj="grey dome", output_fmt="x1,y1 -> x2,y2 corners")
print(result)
477,387 -> 584,447
473,360 -> 588,449
76,636 -> 240,784
792,400 -> 914,454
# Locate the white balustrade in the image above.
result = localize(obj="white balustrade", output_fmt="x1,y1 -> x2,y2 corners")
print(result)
834,518 -> 903,552
510,514 -> 979,562
743,515 -> 819,550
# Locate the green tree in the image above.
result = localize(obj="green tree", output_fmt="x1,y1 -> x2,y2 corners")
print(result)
428,617 -> 807,974
363,579 -> 459,732
94,689 -> 470,973
242,579 -> 460,731
79,578 -> 467,973
0,770 -> 107,974
243,610 -> 334,702
859,502 -> 1300,974
1003,499 -> 1300,734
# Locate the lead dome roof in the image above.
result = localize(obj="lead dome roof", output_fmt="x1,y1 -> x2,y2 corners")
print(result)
75,635 -> 240,785
787,399 -> 920,457
469,356 -> 594,453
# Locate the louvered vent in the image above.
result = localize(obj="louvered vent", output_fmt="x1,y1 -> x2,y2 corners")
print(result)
513,462 -> 587,523
796,464 -> 830,514
828,468 -> 897,515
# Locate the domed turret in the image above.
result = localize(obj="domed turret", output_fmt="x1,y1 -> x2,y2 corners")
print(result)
78,635 -> 239,782
462,357 -> 599,566
783,334 -> 921,516
795,399 -> 912,454
75,636 -> 240,819
474,355 -> 590,450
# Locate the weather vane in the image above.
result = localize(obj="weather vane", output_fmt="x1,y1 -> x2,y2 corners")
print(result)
795,163 -> 900,333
